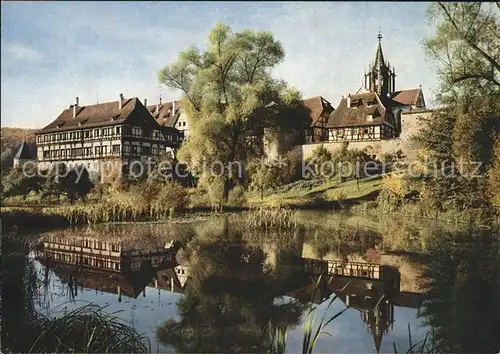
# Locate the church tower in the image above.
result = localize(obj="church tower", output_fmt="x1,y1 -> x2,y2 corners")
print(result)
364,32 -> 396,97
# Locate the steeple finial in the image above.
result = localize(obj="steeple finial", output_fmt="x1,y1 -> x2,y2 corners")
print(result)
377,31 -> 382,42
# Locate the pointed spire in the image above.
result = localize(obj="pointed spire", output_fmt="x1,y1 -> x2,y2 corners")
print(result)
374,32 -> 385,67
373,327 -> 383,354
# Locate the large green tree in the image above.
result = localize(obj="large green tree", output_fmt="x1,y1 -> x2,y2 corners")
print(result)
158,23 -> 310,201
424,2 -> 500,104
413,2 -> 500,212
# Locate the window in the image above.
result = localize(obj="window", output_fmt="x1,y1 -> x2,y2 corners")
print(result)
43,151 -> 50,158
94,129 -> 100,137
115,126 -> 121,135
84,147 -> 92,157
95,146 -> 102,156
143,146 -> 151,155
102,145 -> 108,155
132,145 -> 139,155
123,144 -> 131,153
132,126 -> 142,137
112,145 -> 120,154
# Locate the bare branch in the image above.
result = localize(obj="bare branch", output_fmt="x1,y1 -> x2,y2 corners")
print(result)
438,2 -> 500,72
451,73 -> 500,87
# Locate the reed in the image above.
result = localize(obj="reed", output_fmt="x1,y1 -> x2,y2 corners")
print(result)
26,304 -> 150,353
238,207 -> 300,230
392,324 -> 439,354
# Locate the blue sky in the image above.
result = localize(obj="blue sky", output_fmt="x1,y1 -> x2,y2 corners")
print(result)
1,1 -> 438,128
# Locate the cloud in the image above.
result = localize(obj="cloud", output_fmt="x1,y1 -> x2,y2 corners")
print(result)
2,42 -> 44,65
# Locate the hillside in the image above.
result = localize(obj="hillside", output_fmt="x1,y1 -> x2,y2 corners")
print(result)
246,174 -> 383,208
1,127 -> 37,168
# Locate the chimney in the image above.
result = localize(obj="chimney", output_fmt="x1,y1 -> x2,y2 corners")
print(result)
159,96 -> 162,105
73,96 -> 79,118
144,98 -> 148,107
347,94 -> 351,108
119,93 -> 124,110
172,100 -> 176,116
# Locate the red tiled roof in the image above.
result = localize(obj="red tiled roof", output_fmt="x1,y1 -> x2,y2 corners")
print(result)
303,96 -> 334,127
147,100 -> 182,128
37,98 -> 160,134
390,88 -> 421,106
326,92 -> 394,128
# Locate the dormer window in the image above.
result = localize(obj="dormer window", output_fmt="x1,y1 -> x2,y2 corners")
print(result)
78,119 -> 89,126
56,122 -> 65,128
367,114 -> 373,120
350,99 -> 362,108
109,115 -> 120,121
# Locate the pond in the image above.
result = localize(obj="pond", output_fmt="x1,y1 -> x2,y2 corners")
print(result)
4,211 -> 500,353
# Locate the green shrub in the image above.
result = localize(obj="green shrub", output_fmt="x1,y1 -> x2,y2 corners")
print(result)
227,184 -> 246,207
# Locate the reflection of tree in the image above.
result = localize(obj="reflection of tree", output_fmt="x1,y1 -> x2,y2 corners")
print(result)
157,226 -> 305,353
1,235 -> 39,352
419,230 -> 500,353
308,226 -> 382,261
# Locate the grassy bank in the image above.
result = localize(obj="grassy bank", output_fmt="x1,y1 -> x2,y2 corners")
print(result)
246,175 -> 382,209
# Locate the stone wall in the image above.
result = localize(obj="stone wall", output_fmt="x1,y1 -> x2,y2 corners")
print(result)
293,110 -> 434,162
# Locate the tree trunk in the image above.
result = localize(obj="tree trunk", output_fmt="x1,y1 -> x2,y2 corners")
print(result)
223,177 -> 231,203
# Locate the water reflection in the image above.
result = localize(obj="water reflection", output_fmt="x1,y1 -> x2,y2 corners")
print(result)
25,215 -> 500,353
419,230 -> 500,353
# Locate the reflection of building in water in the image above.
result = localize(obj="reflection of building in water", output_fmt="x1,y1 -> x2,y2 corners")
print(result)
150,266 -> 190,294
302,257 -> 422,353
329,277 -> 394,353
41,234 -> 177,272
37,235 -> 179,301
174,265 -> 190,288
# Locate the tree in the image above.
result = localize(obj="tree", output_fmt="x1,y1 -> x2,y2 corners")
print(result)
43,164 -> 94,203
1,167 -> 42,199
247,158 -> 281,200
486,139 -> 500,211
424,2 -> 500,103
413,2 -> 500,212
158,23 -> 310,202
304,145 -> 334,181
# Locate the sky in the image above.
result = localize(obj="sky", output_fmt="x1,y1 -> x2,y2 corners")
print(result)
1,1 -> 439,129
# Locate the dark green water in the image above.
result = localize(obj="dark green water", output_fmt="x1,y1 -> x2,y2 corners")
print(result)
2,212 -> 500,353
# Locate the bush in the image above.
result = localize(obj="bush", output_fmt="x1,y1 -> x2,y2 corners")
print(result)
227,184 -> 246,207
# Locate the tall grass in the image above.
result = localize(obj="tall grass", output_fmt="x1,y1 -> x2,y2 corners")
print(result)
27,304 -> 150,353
392,324 -> 439,354
267,275 -> 348,354
239,207 -> 300,230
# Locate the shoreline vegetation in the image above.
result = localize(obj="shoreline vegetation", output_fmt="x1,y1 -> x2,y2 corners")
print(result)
2,171 -> 499,233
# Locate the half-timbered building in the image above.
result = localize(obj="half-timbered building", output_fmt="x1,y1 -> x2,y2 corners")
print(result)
35,94 -> 183,182
147,99 -> 190,138
303,96 -> 335,143
327,32 -> 426,142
